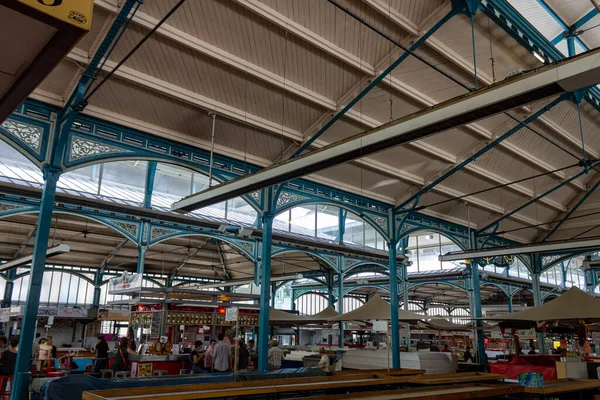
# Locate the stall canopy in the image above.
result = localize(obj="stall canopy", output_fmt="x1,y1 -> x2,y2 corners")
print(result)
269,307 -> 304,324
328,295 -> 425,322
294,306 -> 338,324
423,317 -> 472,331
484,287 -> 600,326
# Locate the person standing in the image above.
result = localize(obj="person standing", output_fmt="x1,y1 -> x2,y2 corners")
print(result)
204,339 -> 216,372
463,346 -> 474,363
46,336 -> 57,359
38,338 -> 51,372
212,334 -> 231,373
31,333 -> 41,365
190,340 -> 205,373
318,347 -> 330,372
0,337 -> 19,375
442,344 -> 452,353
127,328 -> 137,353
268,340 -> 284,370
237,338 -> 250,372
112,337 -> 135,374
94,335 -> 109,375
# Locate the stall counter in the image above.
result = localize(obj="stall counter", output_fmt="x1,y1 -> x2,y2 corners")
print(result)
129,354 -> 191,377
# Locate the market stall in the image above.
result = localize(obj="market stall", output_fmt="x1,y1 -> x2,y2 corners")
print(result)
485,287 -> 600,380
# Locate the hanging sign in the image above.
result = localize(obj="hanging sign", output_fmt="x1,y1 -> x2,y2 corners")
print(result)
18,0 -> 94,30
0,309 -> 9,323
108,272 -> 143,294
225,307 -> 239,322
372,320 -> 388,332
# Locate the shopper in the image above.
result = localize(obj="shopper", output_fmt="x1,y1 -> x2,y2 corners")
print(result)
212,334 -> 231,373
37,338 -> 51,372
268,339 -> 284,370
94,335 -> 109,374
46,336 -> 57,359
318,347 -> 329,372
0,337 -> 19,375
248,339 -> 255,354
237,338 -> 250,372
31,333 -> 41,365
112,337 -> 135,374
463,346 -> 474,363
204,339 -> 216,372
191,340 -> 205,373
442,344 -> 452,353
0,337 -> 8,351
127,328 -> 137,353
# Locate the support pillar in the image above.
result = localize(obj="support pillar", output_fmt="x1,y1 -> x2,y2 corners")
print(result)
531,256 -> 545,353
137,245 -> 147,274
2,269 -> 16,309
92,271 -> 103,309
567,36 -> 576,57
257,211 -> 274,372
13,166 -> 61,399
388,240 -> 400,368
507,295 -> 513,314
143,161 -> 157,209
270,283 -> 277,308
337,271 -> 344,348
402,267 -> 410,351
469,259 -> 486,367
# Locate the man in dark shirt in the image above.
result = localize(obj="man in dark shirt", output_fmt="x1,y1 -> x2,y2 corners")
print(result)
94,335 -> 109,374
237,338 -> 250,372
0,338 -> 19,375
190,340 -> 205,373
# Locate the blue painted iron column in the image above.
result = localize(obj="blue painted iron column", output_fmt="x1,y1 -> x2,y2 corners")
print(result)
12,166 -> 61,399
337,271 -> 344,348
1,269 -> 15,309
388,240 -> 400,368
92,271 -> 103,309
257,211 -> 274,372
469,258 -> 486,367
507,295 -> 513,313
531,254 -> 545,353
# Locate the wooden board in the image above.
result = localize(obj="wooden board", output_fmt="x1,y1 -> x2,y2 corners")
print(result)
521,378 -> 600,395
288,383 -> 523,400
82,374 -> 413,400
408,372 -> 506,385
331,368 -> 425,377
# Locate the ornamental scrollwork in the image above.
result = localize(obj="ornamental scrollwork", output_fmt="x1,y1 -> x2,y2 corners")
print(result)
323,255 -> 338,268
541,254 -> 565,269
364,213 -> 388,234
249,191 -> 261,204
151,227 -> 177,241
70,137 -> 127,160
276,191 -> 309,208
0,203 -> 25,213
1,120 -> 41,152
112,221 -> 138,237
239,241 -> 254,255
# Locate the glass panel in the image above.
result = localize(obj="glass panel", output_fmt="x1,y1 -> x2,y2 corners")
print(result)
151,163 -> 192,208
416,233 -> 441,271
364,223 -> 377,249
316,205 -> 339,240
290,205 -> 316,236
59,165 -> 101,194
68,275 -> 81,305
100,160 -> 147,203
190,173 -> 227,219
441,244 -> 461,269
274,210 -> 290,232
227,197 -> 257,225
343,214 -> 364,245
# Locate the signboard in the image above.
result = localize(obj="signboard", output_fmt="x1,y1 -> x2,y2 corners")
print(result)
150,312 -> 162,337
372,320 -> 388,332
108,272 -> 143,294
137,363 -> 152,377
0,309 -> 9,323
322,329 -> 337,336
18,0 -> 94,30
225,307 -> 239,322
38,307 -> 88,318
97,310 -> 131,321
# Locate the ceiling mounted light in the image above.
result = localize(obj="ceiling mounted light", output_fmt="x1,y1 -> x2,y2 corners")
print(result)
0,244 -> 70,272
533,51 -> 546,63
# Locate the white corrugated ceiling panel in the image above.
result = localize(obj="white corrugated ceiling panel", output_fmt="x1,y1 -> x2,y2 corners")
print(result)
105,24 -> 325,133
258,0 -> 407,67
545,0 -> 596,26
139,0 -> 363,101
89,76 -> 294,162
507,0 -> 564,41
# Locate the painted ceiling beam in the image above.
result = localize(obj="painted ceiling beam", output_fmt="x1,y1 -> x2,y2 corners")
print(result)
172,49 -> 600,212
439,236 -> 600,261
